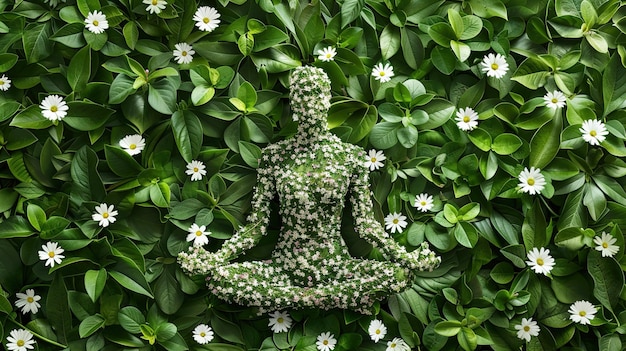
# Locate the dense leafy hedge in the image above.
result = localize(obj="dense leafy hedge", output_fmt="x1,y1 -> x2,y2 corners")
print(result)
1,0 -> 626,350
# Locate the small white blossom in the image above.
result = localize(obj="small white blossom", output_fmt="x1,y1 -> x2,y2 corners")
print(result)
480,53 -> 509,78
92,203 -> 118,227
38,242 -> 65,268
119,134 -> 145,156
6,329 -> 36,351
193,6 -> 221,32
386,337 -> 410,351
192,324 -> 214,344
515,317 -> 540,342
15,289 -> 41,314
594,232 -> 619,257
40,95 -> 69,121
368,319 -> 387,343
84,11 -> 108,34
579,119 -> 609,146
186,160 -> 207,181
316,332 -> 337,351
143,0 -> 166,14
364,149 -> 385,171
268,311 -> 292,333
317,47 -> 337,62
526,247 -> 555,275
543,90 -> 566,109
455,107 -> 479,131
0,74 -> 11,91
568,300 -> 596,325
518,167 -> 546,195
173,43 -> 195,64
372,63 -> 394,83
414,193 -> 434,212
384,213 -> 408,234
187,223 -> 210,247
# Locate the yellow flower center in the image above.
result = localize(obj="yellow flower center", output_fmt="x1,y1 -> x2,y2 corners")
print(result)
590,130 -> 597,137
93,20 -> 99,26
371,157 -> 377,162
603,242 -> 608,248
536,258 -> 544,265
200,332 -> 206,337
421,201 -> 427,206
463,116 -> 470,123
527,178 -> 535,186
27,297 -> 34,303
375,329 -> 381,334
152,0 -> 158,5
491,63 -> 499,70
103,212 -> 109,218
48,251 -> 55,258
50,105 -> 58,112
551,98 -> 558,104
129,144 -> 137,150
182,51 -> 187,56
579,311 -> 586,317
326,53 -> 332,58
391,343 -> 396,348
203,17 -> 210,23
0,81 -> 4,85
17,340 -> 25,347
523,325 -> 530,332
393,219 -> 398,224
193,167 -> 199,172
379,72 -> 386,76
195,230 -> 203,237
277,317 -> 284,323
323,340 -> 329,345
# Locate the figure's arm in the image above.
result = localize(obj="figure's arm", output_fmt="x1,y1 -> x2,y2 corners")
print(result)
178,147 -> 276,275
349,149 -> 441,271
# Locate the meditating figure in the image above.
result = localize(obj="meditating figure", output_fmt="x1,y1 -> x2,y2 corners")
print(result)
178,66 -> 440,314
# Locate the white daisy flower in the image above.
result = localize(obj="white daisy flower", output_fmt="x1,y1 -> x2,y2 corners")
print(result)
92,203 -> 118,228
384,213 -> 408,234
515,317 -> 540,342
568,300 -> 597,325
38,242 -> 65,268
187,223 -> 210,247
543,90 -> 566,109
372,63 -> 394,83
579,119 -> 609,146
593,232 -> 619,257
15,289 -> 41,314
193,6 -> 221,32
455,107 -> 479,131
518,167 -> 546,195
119,134 -> 146,156
192,324 -> 214,344
386,337 -> 410,351
316,332 -> 337,351
143,0 -> 166,14
317,47 -> 337,62
6,329 -> 36,351
414,193 -> 434,212
186,160 -> 207,181
268,311 -> 292,333
526,247 -> 555,275
368,319 -> 387,343
173,43 -> 195,64
84,10 -> 108,34
40,95 -> 69,121
364,149 -> 386,171
0,74 -> 11,91
480,53 -> 509,79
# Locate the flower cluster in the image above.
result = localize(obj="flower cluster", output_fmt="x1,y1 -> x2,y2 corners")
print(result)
178,67 -> 440,314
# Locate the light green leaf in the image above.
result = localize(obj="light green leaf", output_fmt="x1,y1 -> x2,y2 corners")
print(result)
171,110 -> 203,163
380,24 -> 401,61
85,269 -> 107,302
369,122 -> 399,149
587,250 -> 624,314
79,314 -> 105,338
529,114 -> 562,169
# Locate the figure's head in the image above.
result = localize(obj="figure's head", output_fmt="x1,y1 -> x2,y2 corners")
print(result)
289,66 -> 331,127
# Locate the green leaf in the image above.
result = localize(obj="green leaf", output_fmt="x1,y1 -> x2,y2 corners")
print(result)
434,320 -> 462,336
211,314 -> 246,344
397,125 -> 418,148
191,85 -> 215,106
23,23 -> 53,63
583,183 -> 606,221
468,128 -> 492,152
558,187 -> 587,229
460,15 -> 483,39
27,203 -> 46,231
529,114 -> 562,169
0,216 -> 34,238
428,23 -> 455,47
587,250 -> 624,314
154,270 -> 184,315
118,306 -> 145,334
109,268 -> 154,298
70,146 -> 106,206
171,110 -> 203,163
341,0 -> 363,27
238,141 -> 262,168
104,145 -> 144,178
603,54 -> 626,117
123,22 -> 139,50
47,274 -> 72,344
85,269 -> 107,302
40,216 -> 71,239
421,98 -> 455,129
490,262 -> 515,284
468,0 -> 508,19
79,314 -> 105,338
380,24 -> 400,60
492,134 -> 522,155
457,327 -> 478,351
67,46 -> 91,92
450,40 -> 471,62
10,105 -> 53,130
237,81 -> 258,109
369,122 -> 399,149
64,101 -> 115,131
511,57 -> 550,89
108,74 -> 136,104
599,334 -> 622,351
448,9 -> 464,39
400,28 -> 423,70
148,77 -> 179,114
0,53 -> 18,72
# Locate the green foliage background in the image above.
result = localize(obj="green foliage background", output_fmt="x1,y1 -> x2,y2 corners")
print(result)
1,0 -> 626,349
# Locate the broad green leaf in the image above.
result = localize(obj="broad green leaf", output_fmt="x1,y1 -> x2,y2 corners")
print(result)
397,125 -> 418,148
587,250 -> 624,314
380,24 -> 400,60
511,57 -> 550,89
467,0 -> 507,19
70,146 -> 106,205
369,122 -> 399,149
10,105 -> 53,130
400,27 -> 423,70
428,23 -> 455,47
192,85 -> 215,106
85,269 -> 107,302
434,320 -> 462,336
79,314 -> 105,338
148,77 -> 179,114
27,203 -> 46,231
583,183 -> 606,221
104,144 -> 143,178
238,141 -> 262,168
118,306 -> 145,334
450,40 -> 471,62
154,270 -> 184,315
0,216 -> 34,238
237,81 -> 257,109
448,9 -> 464,39
23,23 -> 53,63
0,53 -> 19,72
460,15 -> 483,40
40,216 -> 71,239
341,0 -> 363,27
529,114 -> 562,169
47,275 -> 72,344
109,269 -> 154,298
108,74 -> 136,104
603,54 -> 626,117
457,327 -> 478,351
468,128 -> 492,152
171,110 -> 203,163
420,98 -> 455,129
67,46 -> 91,92
64,101 -> 115,131
492,134 -> 522,155
150,182 -> 171,208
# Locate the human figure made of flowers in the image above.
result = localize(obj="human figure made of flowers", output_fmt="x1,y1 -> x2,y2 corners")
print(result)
178,66 -> 441,314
